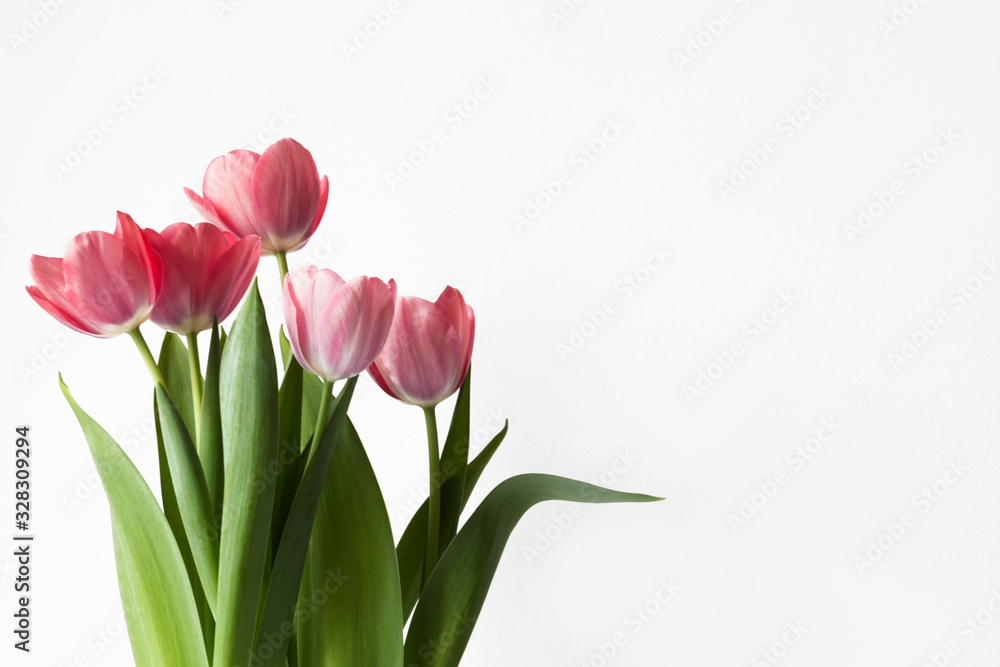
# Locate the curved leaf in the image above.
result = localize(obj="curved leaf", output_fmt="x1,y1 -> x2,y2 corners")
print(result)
199,322 -> 224,515
61,378 -> 209,667
403,474 -> 662,667
213,281 -> 280,667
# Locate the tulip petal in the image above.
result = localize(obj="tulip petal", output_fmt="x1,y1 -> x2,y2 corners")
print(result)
185,188 -> 226,229
252,139 -> 320,248
373,296 -> 463,406
63,231 -> 154,333
316,277 -> 397,380
209,235 -> 262,327
116,211 -> 163,304
202,151 -> 263,238
143,228 -> 193,333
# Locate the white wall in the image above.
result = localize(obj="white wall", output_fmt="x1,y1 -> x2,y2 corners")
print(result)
3,0 -> 1000,665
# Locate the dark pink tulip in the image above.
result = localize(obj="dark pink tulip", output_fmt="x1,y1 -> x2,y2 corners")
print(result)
368,287 -> 475,407
141,223 -> 261,335
184,138 -> 329,255
283,266 -> 397,383
26,212 -> 163,338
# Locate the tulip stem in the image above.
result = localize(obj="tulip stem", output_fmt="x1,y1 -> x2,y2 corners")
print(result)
423,406 -> 441,584
128,328 -> 166,387
275,251 -> 290,285
186,333 -> 203,448
310,381 -> 333,465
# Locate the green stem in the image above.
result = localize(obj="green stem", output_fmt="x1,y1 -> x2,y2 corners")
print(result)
186,332 -> 203,449
128,327 -> 166,387
423,406 -> 441,583
275,250 -> 289,286
307,381 -> 333,468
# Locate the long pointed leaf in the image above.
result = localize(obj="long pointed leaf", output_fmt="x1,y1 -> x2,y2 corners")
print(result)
155,385 -> 219,613
295,418 -> 405,666
199,322 -> 225,514
253,377 -> 358,667
438,368 -> 471,545
404,474 -> 661,666
61,378 -> 209,667
213,281 -> 280,667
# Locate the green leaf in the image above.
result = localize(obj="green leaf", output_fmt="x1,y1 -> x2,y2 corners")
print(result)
439,368 -> 471,544
155,385 -> 219,614
253,377 -> 359,667
397,421 -> 508,623
403,474 -> 662,667
158,333 -> 196,438
61,378 -> 209,667
199,322 -> 225,515
295,418 -> 405,667
156,334 -> 211,647
272,349 -> 304,561
213,280 -> 280,667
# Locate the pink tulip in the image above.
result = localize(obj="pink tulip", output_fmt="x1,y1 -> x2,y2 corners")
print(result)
368,287 -> 475,407
283,266 -> 397,383
141,223 -> 261,335
184,138 -> 329,255
26,212 -> 163,338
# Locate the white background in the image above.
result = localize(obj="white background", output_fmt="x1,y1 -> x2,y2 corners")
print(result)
3,0 -> 1000,665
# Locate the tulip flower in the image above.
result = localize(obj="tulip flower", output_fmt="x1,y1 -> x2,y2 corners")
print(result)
367,287 -> 475,408
184,138 -> 329,277
142,223 -> 261,336
366,286 -> 474,581
26,211 -> 162,339
283,266 -> 397,384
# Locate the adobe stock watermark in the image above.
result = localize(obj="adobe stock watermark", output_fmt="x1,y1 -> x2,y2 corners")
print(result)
726,417 -> 844,534
853,460 -> 968,575
877,0 -> 931,41
671,0 -> 761,74
511,117 -> 628,231
716,85 -> 833,201
51,65 -> 168,182
7,0 -> 72,53
62,417 -> 157,513
522,449 -> 639,565
384,75 -> 500,192
54,612 -> 128,667
340,0 -> 414,61
214,0 -> 253,20
682,289 -> 797,404
555,245 -> 668,362
751,621 -> 808,667
843,126 -> 958,243
578,578 -> 681,667
887,253 -> 998,373
543,0 -> 593,31
16,327 -> 80,386
913,587 -> 1000,667
246,568 -> 350,667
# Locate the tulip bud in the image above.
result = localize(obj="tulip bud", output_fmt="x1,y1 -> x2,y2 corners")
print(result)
141,223 -> 261,335
26,212 -> 162,338
283,266 -> 396,383
184,138 -> 329,255
368,287 -> 475,407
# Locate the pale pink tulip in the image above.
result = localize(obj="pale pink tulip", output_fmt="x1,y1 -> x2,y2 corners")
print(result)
26,212 -> 163,337
141,223 -> 261,335
184,138 -> 329,254
283,266 -> 397,382
368,287 -> 475,407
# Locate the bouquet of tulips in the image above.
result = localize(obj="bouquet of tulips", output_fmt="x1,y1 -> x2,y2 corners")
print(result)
28,139 -> 659,667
